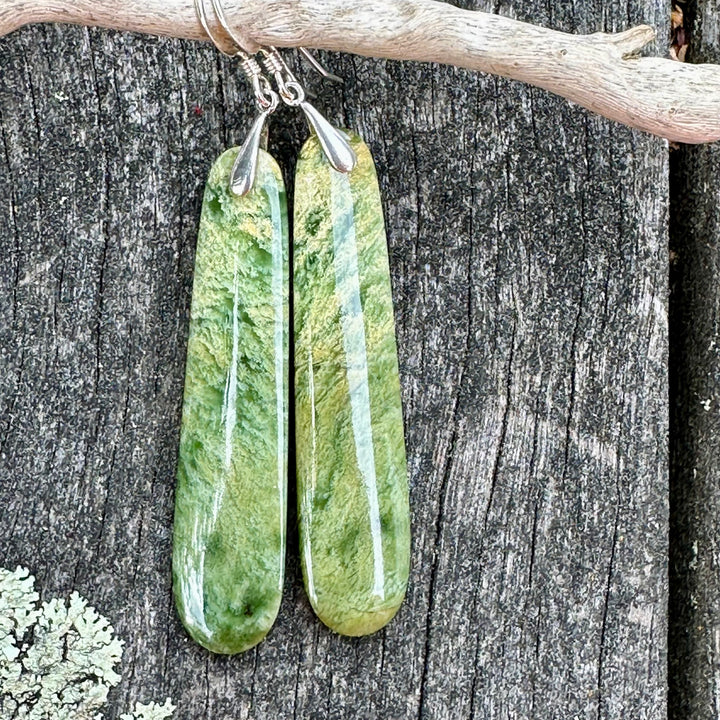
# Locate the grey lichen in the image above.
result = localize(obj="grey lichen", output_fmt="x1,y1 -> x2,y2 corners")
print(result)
0,566 -> 175,720
120,700 -> 176,720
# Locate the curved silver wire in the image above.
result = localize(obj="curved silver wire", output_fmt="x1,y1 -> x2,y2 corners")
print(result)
194,0 -> 235,58
209,0 -> 250,56
259,47 -> 306,106
199,0 -> 356,174
195,0 -> 279,194
195,0 -> 278,114
259,46 -> 357,173
298,48 -> 344,85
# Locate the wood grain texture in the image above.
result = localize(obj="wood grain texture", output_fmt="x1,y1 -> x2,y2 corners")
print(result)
0,0 -> 718,143
669,1 -> 720,717
0,0 -> 668,717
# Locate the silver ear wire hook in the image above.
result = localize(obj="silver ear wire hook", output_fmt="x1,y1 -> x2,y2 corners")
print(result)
259,47 -> 306,105
195,0 -> 232,56
209,0 -> 252,58
298,48 -> 345,86
198,0 -> 356,175
195,0 -> 278,115
195,0 -> 279,195
259,46 -> 357,173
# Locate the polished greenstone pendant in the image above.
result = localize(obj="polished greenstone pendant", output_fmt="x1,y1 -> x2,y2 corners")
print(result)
294,131 -> 410,636
173,148 -> 288,654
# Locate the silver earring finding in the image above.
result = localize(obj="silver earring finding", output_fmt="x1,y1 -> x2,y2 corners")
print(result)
195,0 -> 279,195
198,0 -> 357,176
259,47 -> 357,174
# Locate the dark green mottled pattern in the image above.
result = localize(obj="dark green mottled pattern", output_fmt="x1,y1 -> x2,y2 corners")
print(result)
294,132 -> 410,636
173,149 -> 288,654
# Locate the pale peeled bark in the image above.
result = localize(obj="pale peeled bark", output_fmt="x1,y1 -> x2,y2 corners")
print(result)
1,0 -> 719,143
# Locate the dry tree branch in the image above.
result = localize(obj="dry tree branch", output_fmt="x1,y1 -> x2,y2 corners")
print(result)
1,0 -> 719,144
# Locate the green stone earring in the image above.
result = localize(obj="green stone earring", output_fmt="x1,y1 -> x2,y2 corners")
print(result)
257,46 -> 411,635
173,0 -> 410,651
288,68 -> 412,636
171,1 -> 289,655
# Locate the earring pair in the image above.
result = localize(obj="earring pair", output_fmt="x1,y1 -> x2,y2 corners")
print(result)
172,0 -> 410,654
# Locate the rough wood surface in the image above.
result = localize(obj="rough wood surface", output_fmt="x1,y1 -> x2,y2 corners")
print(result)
669,1 -> 720,717
1,0 -> 719,144
0,1 -> 668,718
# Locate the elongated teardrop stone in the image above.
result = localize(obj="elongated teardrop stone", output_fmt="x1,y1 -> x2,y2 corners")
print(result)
173,148 -> 288,654
294,132 -> 410,636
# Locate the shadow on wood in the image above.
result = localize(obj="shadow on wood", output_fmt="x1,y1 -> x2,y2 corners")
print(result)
0,1 -> 669,717
669,1 -> 720,718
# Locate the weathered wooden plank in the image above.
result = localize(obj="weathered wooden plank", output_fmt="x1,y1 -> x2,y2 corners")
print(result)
669,1 -> 720,717
0,1 -> 668,718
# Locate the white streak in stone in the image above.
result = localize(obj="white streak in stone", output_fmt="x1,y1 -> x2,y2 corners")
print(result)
331,168 -> 385,601
181,533 -> 211,636
267,164 -> 287,587
303,334 -> 318,606
221,258 -> 240,473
